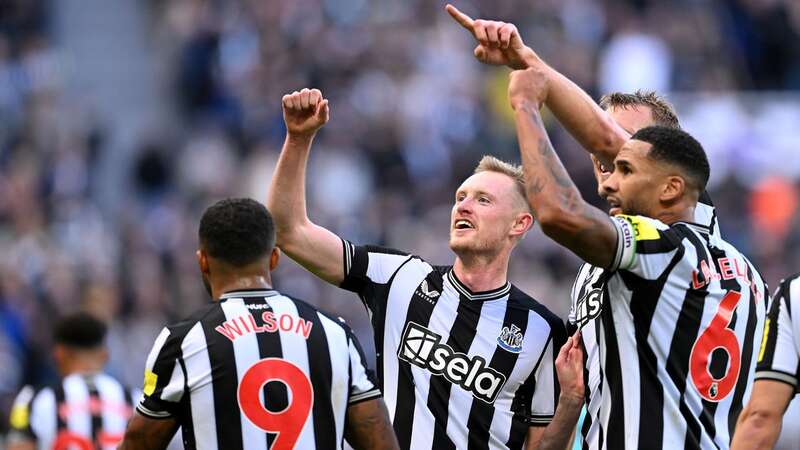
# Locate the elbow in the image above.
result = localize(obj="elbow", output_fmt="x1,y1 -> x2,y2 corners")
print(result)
736,406 -> 782,443
535,205 -> 581,239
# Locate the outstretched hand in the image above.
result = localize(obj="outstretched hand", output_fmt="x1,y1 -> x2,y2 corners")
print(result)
555,332 -> 585,402
445,4 -> 532,70
282,88 -> 330,138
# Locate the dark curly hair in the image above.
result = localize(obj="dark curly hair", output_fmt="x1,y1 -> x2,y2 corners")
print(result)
631,126 -> 710,193
54,312 -> 107,349
199,198 -> 275,267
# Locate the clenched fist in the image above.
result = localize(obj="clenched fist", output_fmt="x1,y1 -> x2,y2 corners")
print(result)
508,67 -> 549,111
282,88 -> 330,138
446,4 -> 534,70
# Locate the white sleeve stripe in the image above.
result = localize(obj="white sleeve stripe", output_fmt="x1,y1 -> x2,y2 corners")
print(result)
349,389 -> 382,404
136,403 -> 173,418
343,239 -> 354,276
145,328 -> 171,372
755,370 -> 798,386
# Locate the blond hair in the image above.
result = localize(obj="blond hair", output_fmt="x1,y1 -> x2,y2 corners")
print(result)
599,90 -> 680,129
474,155 -> 530,212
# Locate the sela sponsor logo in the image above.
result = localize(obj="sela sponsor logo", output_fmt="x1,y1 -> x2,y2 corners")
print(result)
414,279 -> 441,305
497,325 -> 524,353
397,322 -> 507,404
572,267 -> 605,329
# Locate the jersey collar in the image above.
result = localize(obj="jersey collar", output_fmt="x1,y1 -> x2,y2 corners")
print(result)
219,288 -> 279,301
447,269 -> 511,301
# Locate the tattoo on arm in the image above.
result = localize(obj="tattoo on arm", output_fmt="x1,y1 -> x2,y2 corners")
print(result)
523,110 -> 583,213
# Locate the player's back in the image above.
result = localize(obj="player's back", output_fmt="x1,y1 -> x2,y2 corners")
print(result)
9,372 -> 136,450
137,289 -> 380,450
600,216 -> 767,449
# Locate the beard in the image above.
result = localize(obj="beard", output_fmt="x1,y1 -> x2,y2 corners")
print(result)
448,232 -> 503,259
620,195 -> 653,218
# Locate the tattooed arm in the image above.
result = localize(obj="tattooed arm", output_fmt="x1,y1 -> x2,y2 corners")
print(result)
508,68 -> 618,269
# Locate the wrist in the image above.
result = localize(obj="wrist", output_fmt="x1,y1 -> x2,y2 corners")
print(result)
286,132 -> 316,145
558,392 -> 585,408
516,47 -> 542,70
511,98 -> 540,112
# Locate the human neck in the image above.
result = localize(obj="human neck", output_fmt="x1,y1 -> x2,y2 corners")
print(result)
452,251 -> 510,293
210,274 -> 273,301
653,203 -> 696,225
60,356 -> 105,377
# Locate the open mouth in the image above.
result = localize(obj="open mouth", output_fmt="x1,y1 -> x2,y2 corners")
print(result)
454,219 -> 475,230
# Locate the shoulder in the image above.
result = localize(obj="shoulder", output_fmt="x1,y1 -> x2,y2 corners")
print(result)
507,285 -> 565,333
166,301 -> 222,335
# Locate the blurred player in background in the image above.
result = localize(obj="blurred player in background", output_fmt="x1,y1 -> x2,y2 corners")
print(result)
267,88 -> 583,450
7,312 -> 137,450
732,272 -> 800,450
508,67 -> 767,449
118,199 -> 398,450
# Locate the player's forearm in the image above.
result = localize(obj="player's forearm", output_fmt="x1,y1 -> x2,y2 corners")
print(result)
543,66 -> 627,166
513,103 -> 615,269
534,395 -> 583,450
519,55 -> 627,166
267,133 -> 316,243
513,102 -> 584,225
730,408 -> 782,450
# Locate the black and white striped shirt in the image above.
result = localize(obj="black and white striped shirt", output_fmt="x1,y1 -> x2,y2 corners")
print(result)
569,212 -> 766,450
757,273 -> 800,390
137,289 -> 381,450
569,195 -> 722,449
8,373 -> 137,450
340,241 -> 566,450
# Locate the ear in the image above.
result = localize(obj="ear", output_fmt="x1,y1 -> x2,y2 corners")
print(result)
510,211 -> 534,238
660,175 -> 685,203
98,347 -> 109,365
53,344 -> 66,365
197,249 -> 210,275
269,248 -> 280,271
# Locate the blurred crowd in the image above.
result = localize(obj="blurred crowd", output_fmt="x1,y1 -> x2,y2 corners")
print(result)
1,0 -> 800,433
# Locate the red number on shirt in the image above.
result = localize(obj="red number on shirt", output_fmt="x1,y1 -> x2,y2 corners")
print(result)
52,431 -> 92,450
689,290 -> 742,402
52,430 -> 122,450
237,358 -> 313,450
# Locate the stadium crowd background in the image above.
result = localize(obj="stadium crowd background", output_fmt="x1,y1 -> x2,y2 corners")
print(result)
0,0 -> 799,434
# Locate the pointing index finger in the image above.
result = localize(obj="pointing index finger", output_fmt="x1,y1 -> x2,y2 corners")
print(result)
446,4 -> 474,30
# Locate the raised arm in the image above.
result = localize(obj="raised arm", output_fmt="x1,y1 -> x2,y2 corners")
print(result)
446,4 -> 628,166
266,89 -> 347,285
508,68 -> 617,269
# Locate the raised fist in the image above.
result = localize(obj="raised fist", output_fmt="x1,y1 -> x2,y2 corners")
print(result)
282,88 -> 329,138
508,67 -> 549,111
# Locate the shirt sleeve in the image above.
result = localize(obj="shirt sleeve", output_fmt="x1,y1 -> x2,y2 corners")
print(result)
136,327 -> 187,419
345,327 -> 383,405
7,385 -> 37,442
756,280 -> 800,390
608,214 -> 683,279
529,321 -> 568,426
340,239 -> 413,312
